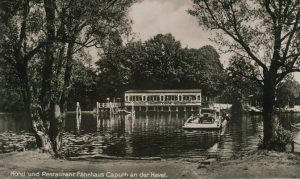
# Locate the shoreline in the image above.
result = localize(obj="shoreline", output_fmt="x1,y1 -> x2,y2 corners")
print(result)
1,150 -> 300,178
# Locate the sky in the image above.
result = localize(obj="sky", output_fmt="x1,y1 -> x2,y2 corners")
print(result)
129,0 -> 300,82
129,0 -> 212,48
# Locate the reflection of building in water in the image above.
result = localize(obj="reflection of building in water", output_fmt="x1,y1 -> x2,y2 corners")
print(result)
124,89 -> 201,112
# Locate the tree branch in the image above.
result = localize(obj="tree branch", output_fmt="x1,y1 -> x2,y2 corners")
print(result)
23,42 -> 48,62
202,0 -> 268,71
282,10 -> 300,60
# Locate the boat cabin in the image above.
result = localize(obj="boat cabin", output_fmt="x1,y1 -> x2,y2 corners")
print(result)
183,108 -> 222,129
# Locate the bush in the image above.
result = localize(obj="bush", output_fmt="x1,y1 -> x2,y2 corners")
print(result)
258,122 -> 294,152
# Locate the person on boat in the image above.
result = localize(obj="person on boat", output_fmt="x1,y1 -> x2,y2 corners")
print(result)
196,114 -> 203,123
225,113 -> 230,121
222,116 -> 228,126
221,113 -> 229,127
188,114 -> 198,123
222,113 -> 230,121
188,114 -> 194,123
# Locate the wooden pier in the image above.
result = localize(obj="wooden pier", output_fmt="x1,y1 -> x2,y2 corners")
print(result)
76,102 -> 81,133
96,102 -> 122,115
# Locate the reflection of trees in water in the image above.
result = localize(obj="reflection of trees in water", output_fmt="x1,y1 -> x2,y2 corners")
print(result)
127,113 -> 220,157
0,113 -> 32,132
103,137 -> 127,157
54,113 -> 266,157
278,113 -> 300,128
6,112 -> 293,157
221,114 -> 262,156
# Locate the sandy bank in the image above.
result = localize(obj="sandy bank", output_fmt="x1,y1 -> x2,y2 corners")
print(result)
0,150 -> 300,178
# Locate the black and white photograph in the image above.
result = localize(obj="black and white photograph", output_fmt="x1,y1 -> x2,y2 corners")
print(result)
0,0 -> 300,178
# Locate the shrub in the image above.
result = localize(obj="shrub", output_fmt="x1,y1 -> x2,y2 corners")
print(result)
258,121 -> 294,152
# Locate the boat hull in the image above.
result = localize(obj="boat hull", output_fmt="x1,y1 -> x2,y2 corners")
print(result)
183,107 -> 223,130
182,123 -> 221,130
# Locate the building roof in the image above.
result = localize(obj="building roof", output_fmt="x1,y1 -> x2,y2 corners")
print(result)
125,89 -> 201,93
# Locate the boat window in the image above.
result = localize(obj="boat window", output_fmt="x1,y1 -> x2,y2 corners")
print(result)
201,109 -> 215,113
200,115 -> 213,124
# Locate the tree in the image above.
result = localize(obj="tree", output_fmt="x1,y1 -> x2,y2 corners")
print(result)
276,77 -> 300,107
68,59 -> 97,111
95,40 -> 142,100
0,0 -> 134,156
181,45 -> 225,96
134,34 -> 183,89
189,0 -> 300,149
96,34 -> 225,97
223,56 -> 262,110
0,57 -> 24,111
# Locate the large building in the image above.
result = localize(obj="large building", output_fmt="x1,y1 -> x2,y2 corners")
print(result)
124,89 -> 201,112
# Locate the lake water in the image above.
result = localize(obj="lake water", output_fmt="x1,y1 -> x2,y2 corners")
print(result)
1,112 -> 300,159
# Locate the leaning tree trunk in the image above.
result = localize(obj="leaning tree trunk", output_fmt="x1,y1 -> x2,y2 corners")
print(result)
16,61 -> 56,155
28,101 -> 66,157
261,73 -> 276,149
30,104 -> 53,153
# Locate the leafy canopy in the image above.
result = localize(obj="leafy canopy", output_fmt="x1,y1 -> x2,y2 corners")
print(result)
189,0 -> 300,85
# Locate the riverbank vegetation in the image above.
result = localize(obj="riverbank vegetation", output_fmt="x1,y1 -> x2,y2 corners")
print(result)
189,0 -> 300,150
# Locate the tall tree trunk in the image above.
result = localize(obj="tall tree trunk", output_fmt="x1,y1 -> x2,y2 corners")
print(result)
51,43 -> 75,156
30,0 -> 60,156
46,42 -> 75,156
16,61 -> 54,153
48,103 -> 64,156
262,73 -> 276,149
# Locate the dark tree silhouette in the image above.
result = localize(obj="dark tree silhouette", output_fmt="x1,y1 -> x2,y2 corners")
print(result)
189,0 -> 300,149
0,0 -> 134,156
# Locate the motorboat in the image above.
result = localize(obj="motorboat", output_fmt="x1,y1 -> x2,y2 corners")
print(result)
183,108 -> 222,129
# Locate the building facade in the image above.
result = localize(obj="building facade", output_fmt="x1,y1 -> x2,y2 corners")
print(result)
124,89 -> 201,112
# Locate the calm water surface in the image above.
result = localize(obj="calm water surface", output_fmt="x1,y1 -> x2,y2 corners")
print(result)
1,112 -> 300,159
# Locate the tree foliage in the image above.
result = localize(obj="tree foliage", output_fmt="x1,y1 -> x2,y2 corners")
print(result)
223,56 -> 262,106
96,34 -> 225,100
0,0 -> 134,155
189,0 -> 300,150
276,77 -> 300,107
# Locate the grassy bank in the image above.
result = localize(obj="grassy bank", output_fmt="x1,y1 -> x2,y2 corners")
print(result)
201,150 -> 300,178
0,150 -> 300,178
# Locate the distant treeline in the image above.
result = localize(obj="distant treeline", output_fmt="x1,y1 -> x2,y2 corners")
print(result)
0,34 -> 226,111
68,34 -> 226,110
1,33 -> 298,112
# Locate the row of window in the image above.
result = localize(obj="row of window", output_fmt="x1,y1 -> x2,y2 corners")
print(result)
125,95 -> 201,102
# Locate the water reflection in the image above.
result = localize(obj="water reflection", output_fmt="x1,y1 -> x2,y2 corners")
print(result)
0,113 -> 31,132
2,112 -> 300,158
62,112 -> 265,159
0,113 -> 35,153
